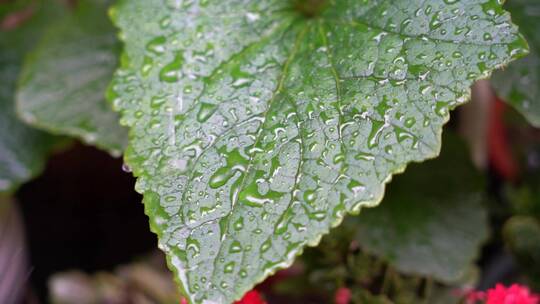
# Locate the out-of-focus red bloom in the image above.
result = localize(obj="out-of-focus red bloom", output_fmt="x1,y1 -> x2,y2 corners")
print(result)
464,289 -> 486,304
0,7 -> 34,30
485,284 -> 539,304
181,290 -> 266,304
335,287 -> 352,304
489,97 -> 519,182
235,290 -> 267,304
461,284 -> 539,304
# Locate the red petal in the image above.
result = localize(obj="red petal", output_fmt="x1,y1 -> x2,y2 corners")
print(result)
235,290 -> 267,304
335,287 -> 352,304
488,98 -> 519,182
486,283 -> 539,304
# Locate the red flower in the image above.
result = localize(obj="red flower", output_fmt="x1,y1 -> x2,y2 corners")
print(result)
335,287 -> 352,304
485,284 -> 539,304
181,290 -> 265,304
459,284 -> 539,304
489,97 -> 519,182
235,290 -> 267,304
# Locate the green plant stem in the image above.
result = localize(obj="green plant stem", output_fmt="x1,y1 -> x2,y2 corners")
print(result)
422,278 -> 433,303
380,265 -> 393,295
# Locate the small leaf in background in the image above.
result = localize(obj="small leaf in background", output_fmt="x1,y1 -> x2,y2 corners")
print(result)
491,0 -> 540,127
108,0 -> 526,302
353,134 -> 488,283
503,216 -> 540,289
16,0 -> 127,156
0,1 -> 66,194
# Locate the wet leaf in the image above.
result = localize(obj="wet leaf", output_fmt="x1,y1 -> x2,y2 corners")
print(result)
108,1 -> 527,302
16,0 -> 127,156
0,2 -> 64,193
353,134 -> 488,283
492,0 -> 539,127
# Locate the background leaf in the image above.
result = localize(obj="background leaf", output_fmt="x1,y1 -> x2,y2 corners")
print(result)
108,0 -> 527,302
491,0 -> 539,126
0,1 -> 65,194
503,216 -> 540,289
16,0 -> 127,156
353,133 -> 488,283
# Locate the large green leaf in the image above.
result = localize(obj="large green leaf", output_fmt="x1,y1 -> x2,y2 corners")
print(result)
491,0 -> 539,127
108,1 -> 527,302
0,2 -> 64,194
353,133 -> 488,283
16,0 -> 127,156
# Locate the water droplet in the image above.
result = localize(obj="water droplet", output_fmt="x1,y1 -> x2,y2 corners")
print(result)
367,120 -> 385,149
186,237 -> 200,257
261,239 -> 271,253
224,262 -> 235,273
159,52 -> 184,83
122,163 -> 132,173
146,36 -> 167,55
233,217 -> 244,231
229,240 -> 242,253
196,102 -> 218,123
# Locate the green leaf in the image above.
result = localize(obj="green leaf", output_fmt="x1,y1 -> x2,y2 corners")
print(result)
16,0 -> 127,156
108,1 -> 526,302
503,216 -> 540,289
492,0 -> 539,126
353,133 -> 488,283
0,2 -> 65,194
